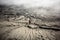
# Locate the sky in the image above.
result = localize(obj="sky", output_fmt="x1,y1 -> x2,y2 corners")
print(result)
0,0 -> 60,10
0,0 -> 60,7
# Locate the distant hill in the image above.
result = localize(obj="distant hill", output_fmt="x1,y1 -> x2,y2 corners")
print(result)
0,5 -> 60,21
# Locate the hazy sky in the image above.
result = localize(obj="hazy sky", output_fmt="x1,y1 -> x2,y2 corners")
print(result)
0,0 -> 60,8
0,0 -> 60,15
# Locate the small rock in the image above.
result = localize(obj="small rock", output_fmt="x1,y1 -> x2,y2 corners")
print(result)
27,24 -> 38,29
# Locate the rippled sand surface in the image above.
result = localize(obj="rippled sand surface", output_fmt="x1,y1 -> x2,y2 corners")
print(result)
0,5 -> 60,40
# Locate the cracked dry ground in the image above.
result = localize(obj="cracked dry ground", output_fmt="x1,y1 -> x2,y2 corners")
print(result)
0,15 -> 60,40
